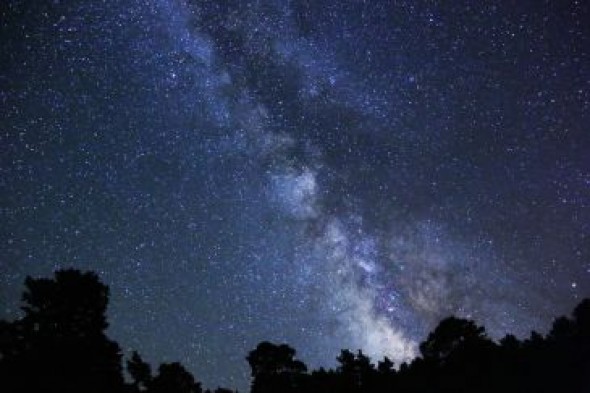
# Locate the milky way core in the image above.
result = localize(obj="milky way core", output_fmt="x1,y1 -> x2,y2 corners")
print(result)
2,1 -> 589,390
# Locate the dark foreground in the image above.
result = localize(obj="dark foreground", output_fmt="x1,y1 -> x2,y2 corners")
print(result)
1,269 -> 589,393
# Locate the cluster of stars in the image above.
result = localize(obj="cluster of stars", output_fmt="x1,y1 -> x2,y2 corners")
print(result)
2,0 -> 589,391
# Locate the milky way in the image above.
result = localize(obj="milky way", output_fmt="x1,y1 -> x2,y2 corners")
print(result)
2,1 -> 589,391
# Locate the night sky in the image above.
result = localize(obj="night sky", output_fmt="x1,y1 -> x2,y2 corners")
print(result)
1,0 -> 589,391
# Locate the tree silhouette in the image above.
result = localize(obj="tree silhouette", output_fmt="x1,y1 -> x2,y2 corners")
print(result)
336,349 -> 376,392
21,269 -> 110,336
573,299 -> 590,391
127,351 -> 153,392
376,356 -> 394,374
247,342 -> 307,376
149,362 -> 202,393
246,342 -> 307,393
541,298 -> 590,393
0,269 -> 123,393
417,317 -> 498,392
573,298 -> 590,332
419,316 -> 490,362
2,268 -> 590,393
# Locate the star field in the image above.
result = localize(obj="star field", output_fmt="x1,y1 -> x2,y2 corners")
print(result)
1,1 -> 589,391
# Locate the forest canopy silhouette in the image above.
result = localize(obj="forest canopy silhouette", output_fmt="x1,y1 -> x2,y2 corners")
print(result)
1,269 -> 588,393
